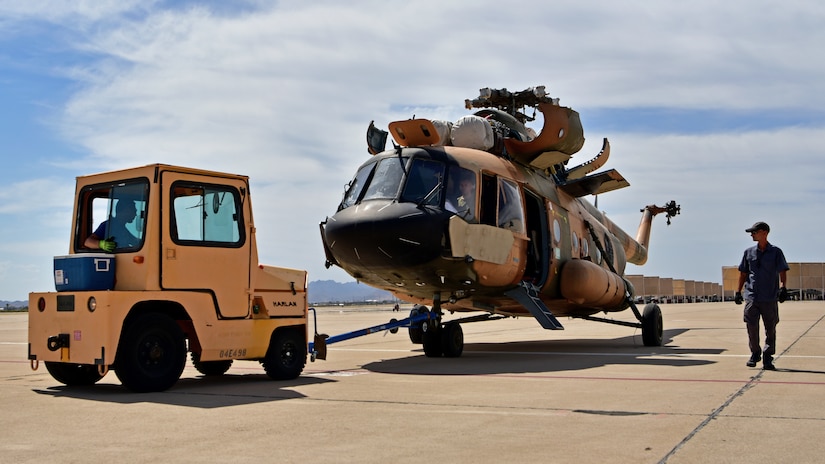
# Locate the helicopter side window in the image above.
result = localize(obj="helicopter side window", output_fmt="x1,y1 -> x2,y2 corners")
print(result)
362,157 -> 407,201
445,166 -> 476,222
400,159 -> 445,206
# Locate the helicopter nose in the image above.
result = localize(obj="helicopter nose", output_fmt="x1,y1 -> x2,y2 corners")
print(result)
323,201 -> 448,268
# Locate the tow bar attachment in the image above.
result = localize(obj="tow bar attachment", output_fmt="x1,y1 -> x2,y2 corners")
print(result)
308,308 -> 436,361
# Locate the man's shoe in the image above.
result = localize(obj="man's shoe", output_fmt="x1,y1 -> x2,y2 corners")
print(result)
763,356 -> 776,370
746,353 -> 761,367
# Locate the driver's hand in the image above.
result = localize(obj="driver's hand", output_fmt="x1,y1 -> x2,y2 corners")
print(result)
99,237 -> 117,252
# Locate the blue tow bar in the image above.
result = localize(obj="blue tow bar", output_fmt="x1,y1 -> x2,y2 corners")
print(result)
308,308 -> 435,361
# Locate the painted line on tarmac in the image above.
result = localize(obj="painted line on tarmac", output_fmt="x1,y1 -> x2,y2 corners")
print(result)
328,347 -> 825,359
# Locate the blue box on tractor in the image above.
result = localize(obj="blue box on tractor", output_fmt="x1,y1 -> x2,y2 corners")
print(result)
53,254 -> 116,292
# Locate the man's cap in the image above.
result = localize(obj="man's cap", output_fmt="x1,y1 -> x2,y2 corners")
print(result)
745,221 -> 770,233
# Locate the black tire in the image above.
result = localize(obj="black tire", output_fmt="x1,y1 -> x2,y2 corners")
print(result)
641,303 -> 663,347
191,352 -> 233,376
441,322 -> 464,358
44,362 -> 105,386
408,305 -> 428,344
422,320 -> 443,357
114,312 -> 186,393
262,328 -> 306,380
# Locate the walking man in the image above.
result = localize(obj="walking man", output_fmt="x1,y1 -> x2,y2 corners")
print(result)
734,222 -> 789,370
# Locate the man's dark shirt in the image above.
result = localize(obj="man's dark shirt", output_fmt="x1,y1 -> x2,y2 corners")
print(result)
738,242 -> 789,302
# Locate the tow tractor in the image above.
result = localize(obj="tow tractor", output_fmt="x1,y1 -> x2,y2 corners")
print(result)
29,164 -> 309,392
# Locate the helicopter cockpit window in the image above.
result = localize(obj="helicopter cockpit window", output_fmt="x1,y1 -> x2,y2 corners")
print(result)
340,161 -> 376,209
445,166 -> 476,222
497,179 -> 525,233
77,179 -> 149,253
362,157 -> 408,202
400,158 -> 445,206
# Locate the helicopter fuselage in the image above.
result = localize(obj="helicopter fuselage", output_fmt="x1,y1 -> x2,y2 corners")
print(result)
321,144 -> 641,319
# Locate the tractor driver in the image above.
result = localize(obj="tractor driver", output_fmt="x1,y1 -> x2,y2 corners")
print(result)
85,200 -> 140,252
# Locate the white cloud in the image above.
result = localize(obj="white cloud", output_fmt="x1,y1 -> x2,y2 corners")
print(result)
2,0 -> 825,299
0,177 -> 73,214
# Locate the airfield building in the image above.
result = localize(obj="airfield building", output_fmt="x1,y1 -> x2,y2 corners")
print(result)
626,275 -> 722,303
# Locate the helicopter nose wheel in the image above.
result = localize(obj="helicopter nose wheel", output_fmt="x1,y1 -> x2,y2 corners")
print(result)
422,318 -> 464,358
422,317 -> 443,357
408,305 -> 429,344
440,322 -> 464,357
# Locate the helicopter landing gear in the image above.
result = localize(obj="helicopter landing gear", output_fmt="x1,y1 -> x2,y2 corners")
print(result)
419,294 -> 466,358
408,305 -> 429,344
421,316 -> 465,358
641,303 -> 663,347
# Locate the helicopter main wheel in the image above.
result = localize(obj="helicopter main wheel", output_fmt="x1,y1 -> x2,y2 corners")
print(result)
641,303 -> 663,347
408,305 -> 428,344
422,318 -> 443,357
441,322 -> 464,358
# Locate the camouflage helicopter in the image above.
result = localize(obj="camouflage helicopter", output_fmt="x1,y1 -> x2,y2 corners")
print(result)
319,86 -> 679,357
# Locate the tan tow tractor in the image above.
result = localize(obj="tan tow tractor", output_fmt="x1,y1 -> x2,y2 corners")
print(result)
29,164 -> 308,392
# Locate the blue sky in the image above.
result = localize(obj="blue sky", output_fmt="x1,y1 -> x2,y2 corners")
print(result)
2,0 -> 825,300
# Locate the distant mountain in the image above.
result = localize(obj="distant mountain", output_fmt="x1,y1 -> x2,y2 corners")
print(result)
308,280 -> 394,304
1,300 -> 27,310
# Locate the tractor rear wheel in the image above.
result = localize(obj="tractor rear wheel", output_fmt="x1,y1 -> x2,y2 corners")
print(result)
114,312 -> 186,392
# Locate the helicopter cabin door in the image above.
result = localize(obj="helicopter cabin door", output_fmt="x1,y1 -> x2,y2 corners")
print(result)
523,189 -> 549,287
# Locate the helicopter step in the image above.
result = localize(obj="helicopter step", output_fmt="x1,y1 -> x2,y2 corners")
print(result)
505,281 -> 564,330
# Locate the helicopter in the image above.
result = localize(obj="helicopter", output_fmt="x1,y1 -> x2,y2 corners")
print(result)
319,86 -> 680,357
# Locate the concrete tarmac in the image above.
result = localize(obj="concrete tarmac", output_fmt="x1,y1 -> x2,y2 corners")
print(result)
2,301 -> 824,463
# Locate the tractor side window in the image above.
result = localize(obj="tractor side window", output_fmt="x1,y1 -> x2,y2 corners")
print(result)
171,182 -> 244,247
76,179 -> 149,253
400,158 -> 445,206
